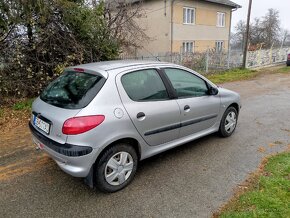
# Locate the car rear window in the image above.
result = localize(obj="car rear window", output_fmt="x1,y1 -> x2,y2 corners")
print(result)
40,71 -> 106,109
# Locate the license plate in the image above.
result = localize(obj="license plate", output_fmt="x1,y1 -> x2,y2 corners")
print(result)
33,115 -> 50,134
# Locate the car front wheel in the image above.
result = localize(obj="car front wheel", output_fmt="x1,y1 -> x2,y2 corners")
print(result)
95,143 -> 138,193
219,106 -> 238,137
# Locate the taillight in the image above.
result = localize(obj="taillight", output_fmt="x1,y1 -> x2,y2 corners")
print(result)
62,115 -> 105,135
288,54 -> 290,60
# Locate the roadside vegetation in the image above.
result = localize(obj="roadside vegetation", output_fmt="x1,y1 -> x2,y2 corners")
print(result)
278,66 -> 290,73
12,98 -> 34,110
207,65 -> 290,84
0,98 -> 33,131
216,152 -> 290,218
0,0 -> 146,98
207,68 -> 258,84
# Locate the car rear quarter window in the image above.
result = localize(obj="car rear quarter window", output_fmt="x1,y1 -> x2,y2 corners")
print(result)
40,71 -> 106,109
121,69 -> 169,101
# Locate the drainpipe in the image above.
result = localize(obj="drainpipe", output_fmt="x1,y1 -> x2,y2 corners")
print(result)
170,0 -> 175,54
164,0 -> 167,16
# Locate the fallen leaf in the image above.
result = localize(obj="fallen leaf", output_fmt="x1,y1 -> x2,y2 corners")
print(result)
268,143 -> 275,147
258,146 -> 266,153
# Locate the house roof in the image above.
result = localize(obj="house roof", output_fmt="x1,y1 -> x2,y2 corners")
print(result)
108,0 -> 241,9
204,0 -> 241,8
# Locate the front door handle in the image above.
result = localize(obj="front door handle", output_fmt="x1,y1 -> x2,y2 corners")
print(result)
136,112 -> 146,119
184,105 -> 190,111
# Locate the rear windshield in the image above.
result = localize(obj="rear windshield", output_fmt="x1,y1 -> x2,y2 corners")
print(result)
40,71 -> 106,109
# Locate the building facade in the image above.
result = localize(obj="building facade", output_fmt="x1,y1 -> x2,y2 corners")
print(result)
133,0 -> 241,57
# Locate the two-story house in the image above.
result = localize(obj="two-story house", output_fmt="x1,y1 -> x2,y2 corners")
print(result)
131,0 -> 241,57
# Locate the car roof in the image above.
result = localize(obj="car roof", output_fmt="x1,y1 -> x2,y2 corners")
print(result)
67,60 -> 174,78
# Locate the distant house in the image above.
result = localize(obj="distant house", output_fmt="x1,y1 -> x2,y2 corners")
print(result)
130,0 -> 241,57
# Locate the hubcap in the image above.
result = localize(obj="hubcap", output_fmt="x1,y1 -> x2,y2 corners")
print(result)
105,152 -> 134,186
225,111 -> 237,134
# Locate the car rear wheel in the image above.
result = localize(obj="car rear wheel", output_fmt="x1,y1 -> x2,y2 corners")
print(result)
219,106 -> 238,137
95,143 -> 138,193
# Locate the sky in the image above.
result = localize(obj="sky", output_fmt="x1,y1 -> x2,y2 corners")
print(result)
231,0 -> 290,31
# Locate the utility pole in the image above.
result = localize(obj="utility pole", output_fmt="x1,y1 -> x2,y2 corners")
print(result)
242,0 -> 252,68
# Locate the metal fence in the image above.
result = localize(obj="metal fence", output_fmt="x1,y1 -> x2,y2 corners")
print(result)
119,47 -> 290,74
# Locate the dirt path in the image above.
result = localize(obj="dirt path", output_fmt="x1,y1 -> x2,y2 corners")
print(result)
1,68 -> 290,218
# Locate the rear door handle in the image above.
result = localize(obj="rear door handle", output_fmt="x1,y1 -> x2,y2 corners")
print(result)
136,112 -> 145,119
184,105 -> 190,111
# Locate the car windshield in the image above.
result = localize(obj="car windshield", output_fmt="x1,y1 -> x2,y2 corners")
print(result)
40,71 -> 105,109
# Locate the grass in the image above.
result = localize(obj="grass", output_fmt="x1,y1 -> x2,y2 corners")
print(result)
207,68 -> 258,84
278,66 -> 290,73
218,152 -> 290,218
0,98 -> 34,131
12,98 -> 34,110
207,65 -> 290,84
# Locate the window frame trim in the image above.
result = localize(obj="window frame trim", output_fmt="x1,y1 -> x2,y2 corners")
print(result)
183,7 -> 196,25
217,11 -> 226,27
182,41 -> 195,53
215,40 -> 224,52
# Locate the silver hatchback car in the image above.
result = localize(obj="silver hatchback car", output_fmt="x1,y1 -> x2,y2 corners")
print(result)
29,60 -> 241,192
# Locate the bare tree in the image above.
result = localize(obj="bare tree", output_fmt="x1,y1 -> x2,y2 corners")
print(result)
231,8 -> 283,50
260,8 -> 281,48
282,30 -> 290,47
231,20 -> 246,49
103,0 -> 150,55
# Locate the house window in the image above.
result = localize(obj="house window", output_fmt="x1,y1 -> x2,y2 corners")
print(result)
215,41 -> 224,52
183,7 -> 195,24
182,42 -> 194,53
217,12 -> 225,27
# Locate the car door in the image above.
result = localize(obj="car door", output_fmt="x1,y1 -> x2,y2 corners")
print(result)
162,68 -> 221,138
116,68 -> 181,146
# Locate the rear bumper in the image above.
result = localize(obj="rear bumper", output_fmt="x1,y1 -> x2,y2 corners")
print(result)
29,122 -> 97,177
29,122 -> 92,156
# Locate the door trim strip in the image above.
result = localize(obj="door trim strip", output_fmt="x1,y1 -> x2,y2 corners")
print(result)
181,114 -> 218,127
144,114 -> 218,136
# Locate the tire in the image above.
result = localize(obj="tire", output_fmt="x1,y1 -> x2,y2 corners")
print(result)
219,106 -> 238,137
95,143 -> 138,193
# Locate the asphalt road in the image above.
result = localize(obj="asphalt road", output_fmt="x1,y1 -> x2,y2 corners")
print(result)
1,70 -> 290,218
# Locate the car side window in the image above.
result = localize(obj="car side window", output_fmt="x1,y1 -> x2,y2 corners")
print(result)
163,68 -> 208,98
121,69 -> 169,101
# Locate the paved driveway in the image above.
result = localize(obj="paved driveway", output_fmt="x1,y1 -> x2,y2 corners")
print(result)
1,71 -> 289,218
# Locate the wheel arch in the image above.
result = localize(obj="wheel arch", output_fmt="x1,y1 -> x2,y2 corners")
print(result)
228,102 -> 240,114
95,137 -> 141,165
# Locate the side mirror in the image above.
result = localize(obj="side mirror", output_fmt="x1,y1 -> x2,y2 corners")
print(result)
208,86 -> 219,95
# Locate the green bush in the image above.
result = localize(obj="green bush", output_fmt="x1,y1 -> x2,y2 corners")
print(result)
0,0 -> 119,98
